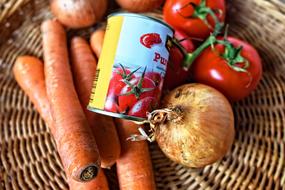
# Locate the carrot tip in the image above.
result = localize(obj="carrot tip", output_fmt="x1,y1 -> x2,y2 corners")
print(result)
79,164 -> 100,182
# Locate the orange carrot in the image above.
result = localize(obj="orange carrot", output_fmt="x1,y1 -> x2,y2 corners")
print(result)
13,56 -> 52,130
115,119 -> 156,190
68,169 -> 109,190
41,19 -> 100,182
90,28 -> 105,58
13,56 -> 109,190
70,36 -> 121,168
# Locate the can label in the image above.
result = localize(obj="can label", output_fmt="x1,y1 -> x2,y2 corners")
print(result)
88,13 -> 173,121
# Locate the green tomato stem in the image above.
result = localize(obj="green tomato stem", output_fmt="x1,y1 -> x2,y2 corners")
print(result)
206,8 -> 222,36
182,35 -> 216,70
191,0 -> 223,36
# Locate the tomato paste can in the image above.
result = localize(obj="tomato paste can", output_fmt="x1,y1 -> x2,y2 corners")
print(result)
88,13 -> 174,121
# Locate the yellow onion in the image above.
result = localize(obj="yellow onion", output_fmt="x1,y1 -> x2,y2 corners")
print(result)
116,0 -> 164,12
147,83 -> 235,168
50,0 -> 107,28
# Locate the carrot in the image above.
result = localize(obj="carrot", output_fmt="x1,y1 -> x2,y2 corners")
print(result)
41,19 -> 100,182
115,119 -> 156,190
13,55 -> 109,190
68,169 -> 109,190
90,28 -> 105,58
70,36 -> 121,168
13,56 -> 52,129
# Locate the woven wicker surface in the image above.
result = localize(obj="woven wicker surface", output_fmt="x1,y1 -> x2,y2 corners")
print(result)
0,0 -> 285,189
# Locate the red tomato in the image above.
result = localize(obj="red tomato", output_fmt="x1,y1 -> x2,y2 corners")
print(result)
140,33 -> 162,48
145,72 -> 163,99
164,30 -> 195,90
145,72 -> 162,86
104,94 -> 118,113
163,0 -> 226,39
118,76 -> 156,113
191,36 -> 262,101
112,67 -> 131,81
129,97 -> 157,118
107,67 -> 135,97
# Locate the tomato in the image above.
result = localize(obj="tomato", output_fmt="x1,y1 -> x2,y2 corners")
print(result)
108,78 -> 126,98
140,33 -> 162,48
104,94 -> 118,113
129,97 -> 157,118
191,36 -> 262,101
145,72 -> 162,86
118,76 -> 156,113
111,67 -> 131,81
145,71 -> 163,99
107,66 -> 137,97
163,30 -> 195,90
163,0 -> 226,39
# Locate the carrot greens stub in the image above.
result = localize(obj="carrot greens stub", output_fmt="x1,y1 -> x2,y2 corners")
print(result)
88,13 -> 174,121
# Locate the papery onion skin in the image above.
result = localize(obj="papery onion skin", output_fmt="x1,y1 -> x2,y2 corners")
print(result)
50,0 -> 107,28
155,83 -> 235,168
116,0 -> 164,12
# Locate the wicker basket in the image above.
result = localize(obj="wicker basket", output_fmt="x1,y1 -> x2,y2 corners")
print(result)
1,0 -> 285,189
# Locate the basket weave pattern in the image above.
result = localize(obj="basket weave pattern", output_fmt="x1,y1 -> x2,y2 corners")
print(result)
0,0 -> 285,189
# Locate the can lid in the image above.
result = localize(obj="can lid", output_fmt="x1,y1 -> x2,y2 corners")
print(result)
108,12 -> 174,32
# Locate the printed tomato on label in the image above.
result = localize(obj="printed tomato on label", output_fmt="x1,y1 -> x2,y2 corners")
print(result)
140,33 -> 162,48
118,69 -> 156,113
164,30 -> 195,90
191,36 -> 262,101
145,72 -> 163,100
129,97 -> 157,118
145,72 -> 162,86
163,0 -> 226,39
107,65 -> 139,97
145,71 -> 163,99
104,95 -> 118,113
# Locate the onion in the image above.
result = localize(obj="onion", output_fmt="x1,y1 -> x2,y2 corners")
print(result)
50,0 -> 107,28
146,83 -> 235,168
116,0 -> 164,12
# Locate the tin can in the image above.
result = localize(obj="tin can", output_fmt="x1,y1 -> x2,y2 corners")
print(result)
88,13 -> 174,121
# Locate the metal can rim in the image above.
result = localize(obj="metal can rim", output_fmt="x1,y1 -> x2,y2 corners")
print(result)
87,106 -> 145,122
108,12 -> 174,32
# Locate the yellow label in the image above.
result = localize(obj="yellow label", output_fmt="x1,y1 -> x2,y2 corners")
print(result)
89,16 -> 124,109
